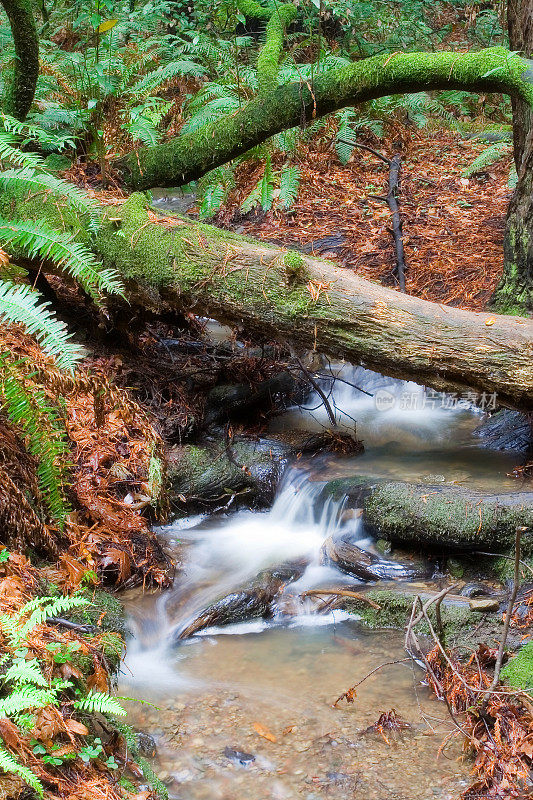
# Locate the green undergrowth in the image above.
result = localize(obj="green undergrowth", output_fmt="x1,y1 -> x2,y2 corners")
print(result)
500,641 -> 533,690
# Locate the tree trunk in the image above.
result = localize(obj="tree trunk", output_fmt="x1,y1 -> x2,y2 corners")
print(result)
0,0 -> 39,119
496,0 -> 533,314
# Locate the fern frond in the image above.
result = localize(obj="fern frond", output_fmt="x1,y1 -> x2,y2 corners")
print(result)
0,366 -> 72,523
278,165 -> 300,209
462,141 -> 512,177
0,746 -> 43,797
19,595 -> 89,639
73,690 -> 126,716
129,60 -> 206,97
2,658 -> 47,688
0,130 -> 44,170
0,168 -> 100,232
0,219 -> 123,298
0,281 -> 84,370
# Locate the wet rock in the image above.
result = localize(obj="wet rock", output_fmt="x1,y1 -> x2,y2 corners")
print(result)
136,731 -> 157,758
176,562 -> 306,639
168,435 -> 292,511
321,534 -> 429,582
178,590 -> 273,639
469,598 -> 500,612
473,410 -> 532,454
223,746 -> 255,767
460,583 -> 491,598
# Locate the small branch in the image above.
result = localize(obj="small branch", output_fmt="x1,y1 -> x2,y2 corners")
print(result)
301,588 -> 381,609
483,526 -> 524,702
338,140 -> 407,291
295,356 -> 337,427
386,154 -> 407,292
333,658 -> 411,707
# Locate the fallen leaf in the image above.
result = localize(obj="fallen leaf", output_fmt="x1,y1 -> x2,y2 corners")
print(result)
485,317 -> 495,326
64,719 -> 89,736
253,722 -> 277,743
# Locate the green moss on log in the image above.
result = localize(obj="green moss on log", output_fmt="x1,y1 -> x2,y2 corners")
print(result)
0,0 -> 39,119
119,47 -> 533,190
364,482 -> 533,552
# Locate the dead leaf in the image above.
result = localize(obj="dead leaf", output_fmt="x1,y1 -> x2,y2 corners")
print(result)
64,718 -> 89,737
253,722 -> 277,743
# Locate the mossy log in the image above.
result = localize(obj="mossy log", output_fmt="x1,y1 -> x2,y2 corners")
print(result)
0,0 -> 39,119
6,188 -> 533,410
119,47 -> 533,189
95,195 -> 533,410
323,476 -> 533,552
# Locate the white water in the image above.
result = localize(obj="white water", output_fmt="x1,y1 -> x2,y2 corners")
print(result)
122,365 -> 517,684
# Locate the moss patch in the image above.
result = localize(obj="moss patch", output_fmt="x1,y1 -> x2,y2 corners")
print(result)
500,641 -> 533,690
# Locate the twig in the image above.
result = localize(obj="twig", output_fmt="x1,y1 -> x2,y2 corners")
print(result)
333,658 -> 411,707
482,526 -> 524,703
338,140 -> 407,291
301,588 -> 381,609
294,356 -> 337,427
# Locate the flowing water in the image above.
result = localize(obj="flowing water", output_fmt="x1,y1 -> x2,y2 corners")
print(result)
119,365 -> 523,799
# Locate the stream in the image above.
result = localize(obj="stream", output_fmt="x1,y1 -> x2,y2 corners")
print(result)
119,364 -> 521,800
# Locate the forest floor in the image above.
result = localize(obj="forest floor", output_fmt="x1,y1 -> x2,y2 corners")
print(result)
221,128 -> 512,310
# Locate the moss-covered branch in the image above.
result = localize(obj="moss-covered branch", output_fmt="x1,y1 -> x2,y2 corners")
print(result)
237,0 -> 297,94
0,0 -> 39,119
119,47 -> 533,190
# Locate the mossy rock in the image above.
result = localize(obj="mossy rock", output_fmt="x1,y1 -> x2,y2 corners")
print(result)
500,641 -> 533,690
344,588 -> 505,651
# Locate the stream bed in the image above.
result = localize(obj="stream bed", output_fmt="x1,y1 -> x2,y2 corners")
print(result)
119,365 -> 524,799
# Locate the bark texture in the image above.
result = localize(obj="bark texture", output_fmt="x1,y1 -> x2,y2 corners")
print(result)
0,0 -> 39,119
118,47 -> 533,190
496,0 -> 533,314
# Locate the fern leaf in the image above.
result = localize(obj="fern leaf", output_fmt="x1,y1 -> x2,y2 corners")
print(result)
0,280 -> 84,370
462,141 -> 512,177
279,166 -> 300,209
0,218 -> 123,298
0,746 -> 43,797
0,168 -> 100,231
73,690 -> 126,716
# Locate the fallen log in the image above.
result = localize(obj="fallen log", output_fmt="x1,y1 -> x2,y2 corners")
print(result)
321,477 -> 533,552
6,190 -> 533,410
97,195 -> 533,410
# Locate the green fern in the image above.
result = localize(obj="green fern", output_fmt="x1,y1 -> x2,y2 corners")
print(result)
0,281 -> 84,370
0,168 -> 100,232
0,218 -> 123,299
279,165 -> 300,208
129,60 -> 206,97
0,363 -> 73,524
0,746 -> 44,797
462,141 -> 513,177
73,690 -> 126,717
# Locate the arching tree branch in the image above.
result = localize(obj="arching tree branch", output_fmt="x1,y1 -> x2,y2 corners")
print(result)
118,47 -> 533,190
0,0 -> 39,119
